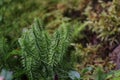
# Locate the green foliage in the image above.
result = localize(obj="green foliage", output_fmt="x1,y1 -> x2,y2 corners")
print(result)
73,21 -> 89,39
0,0 -> 49,49
106,70 -> 120,80
94,67 -> 107,80
19,18 -> 72,79
0,36 -> 23,79
1,0 -> 120,80
0,37 -> 9,69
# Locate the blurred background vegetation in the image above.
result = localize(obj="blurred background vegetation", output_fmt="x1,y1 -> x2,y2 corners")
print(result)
0,0 -> 120,80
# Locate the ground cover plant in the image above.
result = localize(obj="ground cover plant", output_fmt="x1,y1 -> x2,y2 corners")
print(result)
1,0 -> 120,80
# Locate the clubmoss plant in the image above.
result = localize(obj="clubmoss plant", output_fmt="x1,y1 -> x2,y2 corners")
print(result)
19,18 -> 72,80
